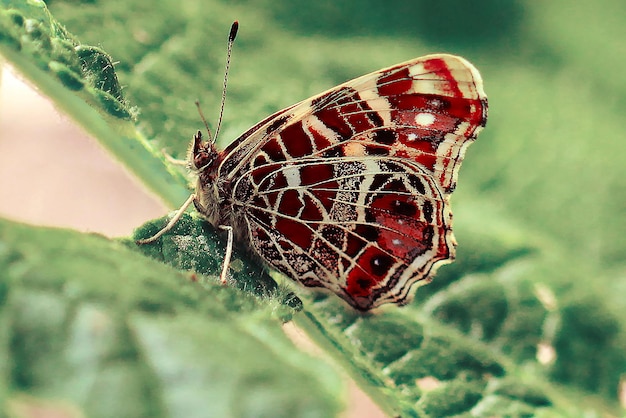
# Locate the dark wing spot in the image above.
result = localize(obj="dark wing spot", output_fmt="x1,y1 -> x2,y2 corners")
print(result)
322,146 -> 344,158
369,173 -> 391,192
408,176 -> 426,194
365,145 -> 390,156
373,130 -> 396,145
355,224 -> 379,241
370,254 -> 394,276
366,110 -> 384,127
392,199 -> 417,217
423,200 -> 434,223
357,276 -> 375,290
266,115 -> 290,135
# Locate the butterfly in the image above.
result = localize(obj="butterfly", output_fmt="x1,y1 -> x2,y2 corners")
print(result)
140,28 -> 487,311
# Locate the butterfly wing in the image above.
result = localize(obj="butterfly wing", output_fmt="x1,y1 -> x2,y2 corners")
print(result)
219,54 -> 487,310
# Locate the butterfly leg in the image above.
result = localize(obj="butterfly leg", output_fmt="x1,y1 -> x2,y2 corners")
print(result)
161,148 -> 188,166
218,225 -> 233,285
136,193 -> 197,244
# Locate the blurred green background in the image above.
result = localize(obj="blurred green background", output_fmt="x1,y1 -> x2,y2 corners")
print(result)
37,0 -> 626,410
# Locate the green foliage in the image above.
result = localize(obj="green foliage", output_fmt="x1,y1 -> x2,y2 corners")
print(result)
0,218 -> 342,417
1,0 -> 625,417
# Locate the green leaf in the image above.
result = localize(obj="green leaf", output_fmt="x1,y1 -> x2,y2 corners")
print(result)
132,213 -> 303,313
0,218 -> 343,417
0,0 -> 189,208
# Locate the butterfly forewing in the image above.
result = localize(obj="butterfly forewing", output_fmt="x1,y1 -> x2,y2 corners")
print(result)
200,54 -> 487,310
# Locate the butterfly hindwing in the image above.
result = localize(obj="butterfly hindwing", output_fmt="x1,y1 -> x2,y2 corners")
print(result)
232,156 -> 451,310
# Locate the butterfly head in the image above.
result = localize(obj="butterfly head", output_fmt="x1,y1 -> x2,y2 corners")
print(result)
188,130 -> 220,173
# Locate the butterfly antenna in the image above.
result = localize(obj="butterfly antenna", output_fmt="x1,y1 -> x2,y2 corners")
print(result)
212,20 -> 238,145
194,100 -> 212,141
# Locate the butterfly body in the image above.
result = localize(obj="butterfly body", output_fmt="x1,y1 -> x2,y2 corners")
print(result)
190,54 -> 487,311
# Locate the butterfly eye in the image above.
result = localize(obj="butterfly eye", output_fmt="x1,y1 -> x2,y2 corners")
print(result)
193,147 -> 216,171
